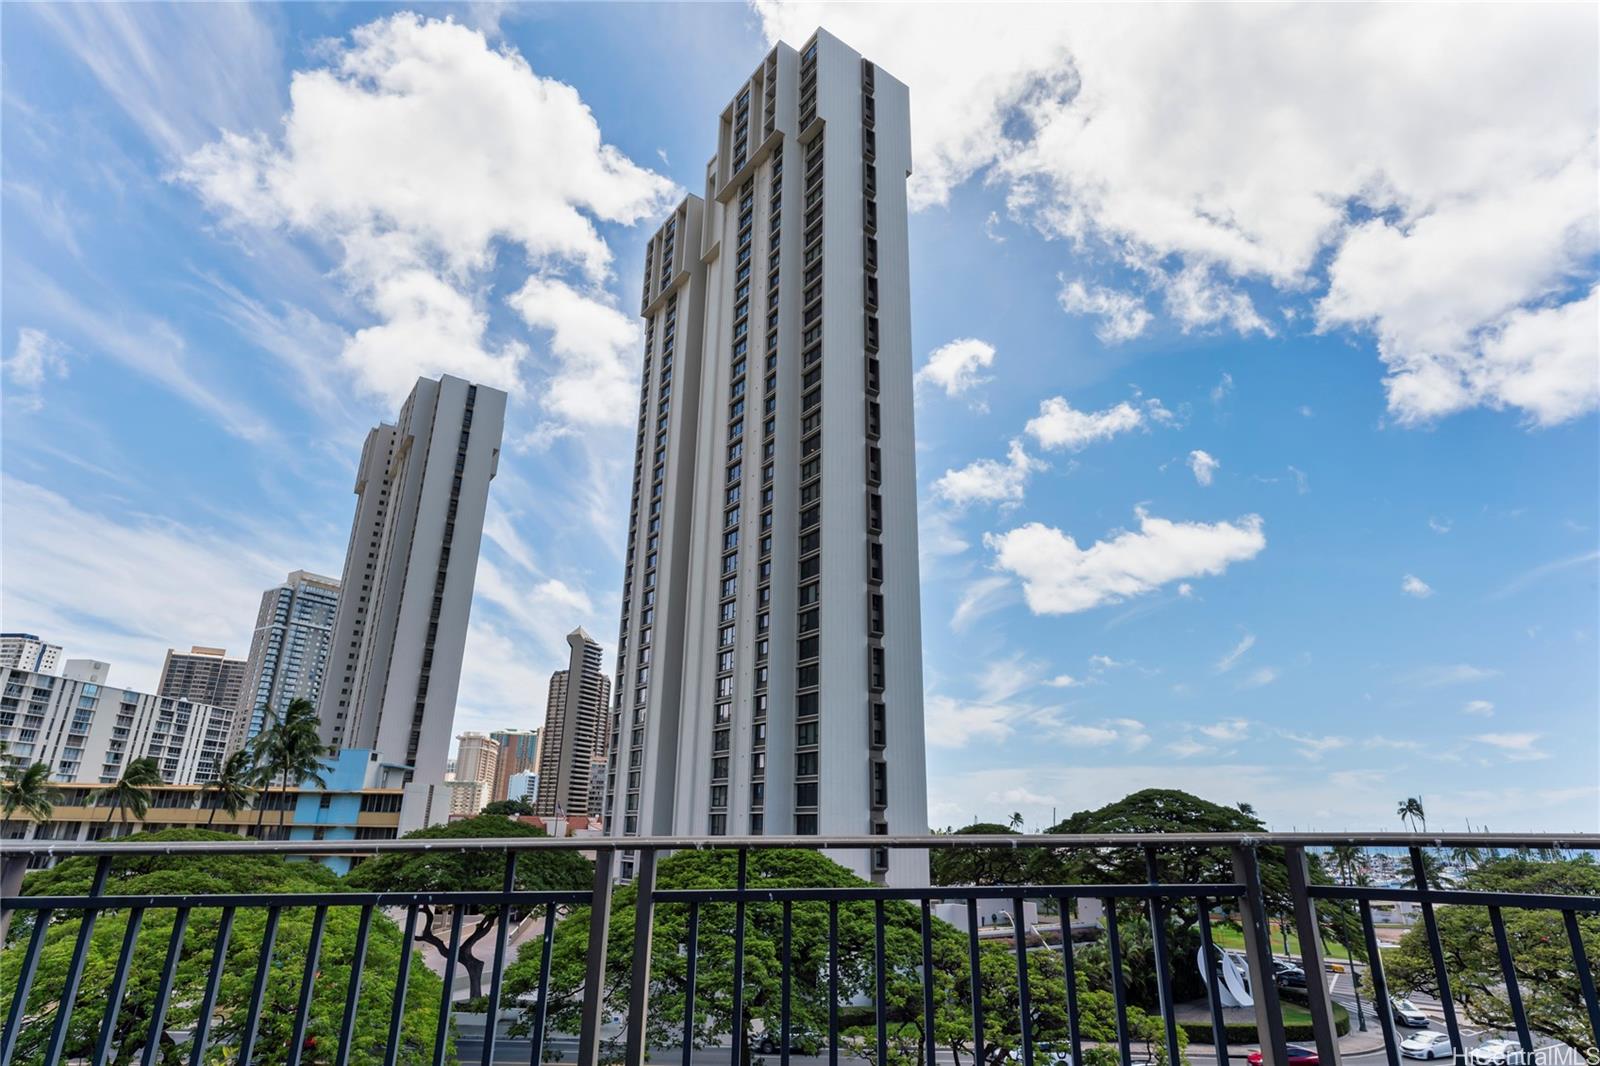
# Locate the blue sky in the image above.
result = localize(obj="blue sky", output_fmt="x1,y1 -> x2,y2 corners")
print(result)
3,3 -> 1596,832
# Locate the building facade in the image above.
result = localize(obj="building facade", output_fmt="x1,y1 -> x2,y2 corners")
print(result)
489,727 -> 541,803
602,30 -> 928,883
234,570 -> 341,752
318,374 -> 506,824
0,667 -> 233,786
506,769 -> 539,806
0,634 -> 61,675
536,628 -> 610,817
3,748 -> 408,871
157,646 -> 247,712
450,731 -> 500,815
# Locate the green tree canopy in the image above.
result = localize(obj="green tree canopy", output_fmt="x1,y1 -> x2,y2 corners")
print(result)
930,823 -> 1032,887
1,829 -> 448,1065
1386,854 -> 1600,1049
481,798 -> 536,817
1040,789 -> 1293,1007
504,847 -> 1184,1066
345,813 -> 592,1000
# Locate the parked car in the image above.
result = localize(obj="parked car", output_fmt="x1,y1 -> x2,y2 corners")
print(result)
1401,1032 -> 1455,1060
1005,1045 -> 1073,1066
755,1029 -> 822,1056
1469,1040 -> 1527,1065
1391,998 -> 1430,1027
1273,960 -> 1308,988
1248,1046 -> 1320,1066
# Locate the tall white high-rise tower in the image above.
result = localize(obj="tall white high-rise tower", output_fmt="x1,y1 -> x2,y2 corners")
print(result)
604,29 -> 928,883
318,374 -> 506,821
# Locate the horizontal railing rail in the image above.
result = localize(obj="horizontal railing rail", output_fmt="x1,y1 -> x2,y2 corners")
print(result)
2,833 -> 1596,1066
4,829 -> 1597,856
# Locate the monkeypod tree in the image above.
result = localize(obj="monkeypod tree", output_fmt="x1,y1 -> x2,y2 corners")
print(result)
345,813 -> 592,1000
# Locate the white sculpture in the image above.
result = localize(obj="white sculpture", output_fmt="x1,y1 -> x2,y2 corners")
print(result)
1199,944 -> 1255,1008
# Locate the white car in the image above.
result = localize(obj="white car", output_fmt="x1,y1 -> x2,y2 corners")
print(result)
1391,998 -> 1430,1028
1469,1041 -> 1526,1066
1401,1032 -> 1454,1060
1005,1046 -> 1073,1066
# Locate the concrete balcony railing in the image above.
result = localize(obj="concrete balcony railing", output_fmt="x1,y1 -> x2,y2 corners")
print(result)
1,832 -> 1596,1066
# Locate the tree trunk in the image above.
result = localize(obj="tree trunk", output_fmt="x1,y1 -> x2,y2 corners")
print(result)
458,910 -> 501,1002
207,798 -> 219,827
254,785 -> 270,835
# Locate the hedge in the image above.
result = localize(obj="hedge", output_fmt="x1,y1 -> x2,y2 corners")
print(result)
1180,997 -> 1350,1045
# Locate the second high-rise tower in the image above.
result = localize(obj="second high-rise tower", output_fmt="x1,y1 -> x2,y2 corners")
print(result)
604,29 -> 928,883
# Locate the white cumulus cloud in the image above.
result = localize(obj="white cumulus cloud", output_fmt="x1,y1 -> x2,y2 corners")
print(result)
1188,449 -> 1220,486
753,4 -> 1600,426
986,507 -> 1266,615
918,337 -> 996,396
1058,277 -> 1152,343
1401,574 -> 1434,598
180,13 -> 677,422
934,439 -> 1045,507
1026,396 -> 1147,451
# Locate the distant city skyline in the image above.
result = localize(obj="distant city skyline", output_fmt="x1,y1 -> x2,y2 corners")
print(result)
1,5 -> 1594,833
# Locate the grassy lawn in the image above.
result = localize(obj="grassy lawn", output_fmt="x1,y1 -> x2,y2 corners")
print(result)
1209,919 -> 1357,961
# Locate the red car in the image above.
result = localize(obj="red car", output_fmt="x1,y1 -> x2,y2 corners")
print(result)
1248,1047 -> 1320,1066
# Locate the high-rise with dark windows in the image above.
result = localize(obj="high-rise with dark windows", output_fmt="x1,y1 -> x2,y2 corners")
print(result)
232,570 -> 340,752
604,29 -> 928,883
536,628 -> 610,817
317,374 -> 506,826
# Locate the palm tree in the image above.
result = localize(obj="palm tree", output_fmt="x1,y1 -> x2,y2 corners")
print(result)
1,762 -> 58,822
1330,843 -> 1362,885
201,750 -> 257,828
1007,811 -> 1025,831
1396,796 -> 1426,832
249,698 -> 328,837
98,757 -> 163,828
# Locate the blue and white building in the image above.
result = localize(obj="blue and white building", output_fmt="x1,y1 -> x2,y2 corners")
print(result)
233,569 -> 341,752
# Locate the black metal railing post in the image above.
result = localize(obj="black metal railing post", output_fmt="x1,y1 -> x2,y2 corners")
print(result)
43,854 -> 111,1065
967,897 -> 985,1065
142,905 -> 191,1066
1232,845 -> 1289,1066
190,904 -> 237,1066
1104,896 -> 1133,1066
482,851 -> 519,1066
0,900 -> 52,1066
239,904 -> 282,1066
577,846 -> 617,1066
1357,902 -> 1401,1066
624,847 -> 658,1066
682,900 -> 700,1066
336,904 -> 375,1066
93,905 -> 145,1066
1057,895 -> 1084,1066
1408,847 -> 1462,1056
732,848 -> 749,1066
1143,847 -> 1183,1066
1565,909 -> 1600,1043
384,906 -> 419,1066
531,900 -> 558,1066
1284,845 -> 1343,1066
1195,897 -> 1230,1066
287,904 -> 328,1066
431,902 -> 466,1066
1013,893 -> 1034,1066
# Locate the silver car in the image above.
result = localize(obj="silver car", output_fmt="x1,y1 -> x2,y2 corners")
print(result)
1391,998 -> 1430,1027
1401,1032 -> 1454,1060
